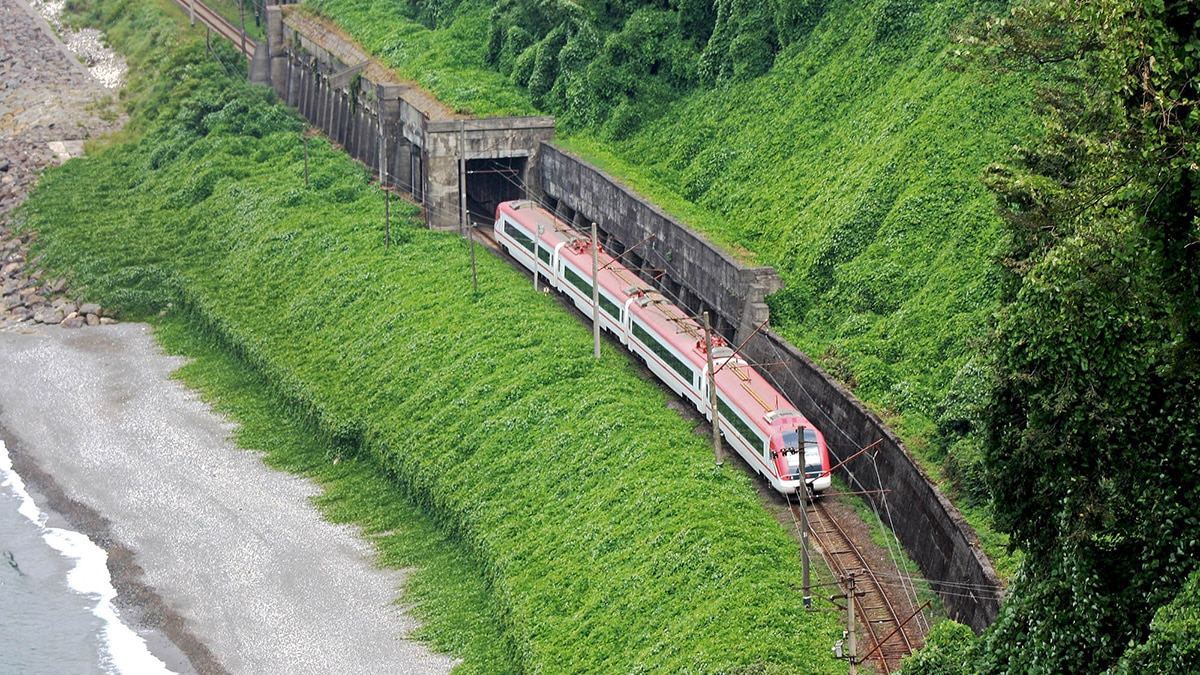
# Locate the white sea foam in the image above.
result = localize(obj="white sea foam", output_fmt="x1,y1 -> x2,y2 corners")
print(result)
0,440 -> 175,675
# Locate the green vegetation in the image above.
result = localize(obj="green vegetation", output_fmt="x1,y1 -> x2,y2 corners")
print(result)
42,0 -> 1200,669
302,0 -> 534,116
907,0 -> 1200,672
302,0 -> 1036,566
202,0 -> 267,42
20,0 -> 844,669
300,0 -> 1200,670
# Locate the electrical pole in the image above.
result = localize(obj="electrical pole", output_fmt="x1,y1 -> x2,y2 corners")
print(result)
704,312 -> 723,465
533,223 -> 540,293
470,224 -> 478,294
592,222 -> 600,358
238,0 -> 246,58
847,572 -> 858,675
460,121 -> 477,293
189,0 -> 195,26
379,133 -> 386,190
801,480 -> 811,609
458,120 -> 466,240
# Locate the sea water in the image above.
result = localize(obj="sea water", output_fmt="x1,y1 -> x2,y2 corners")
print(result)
0,440 -> 174,674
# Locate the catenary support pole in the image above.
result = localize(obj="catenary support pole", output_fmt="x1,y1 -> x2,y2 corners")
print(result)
470,225 -> 478,294
239,0 -> 246,57
847,572 -> 858,675
592,222 -> 600,358
801,481 -> 811,609
459,120 -> 466,239
704,312 -> 723,466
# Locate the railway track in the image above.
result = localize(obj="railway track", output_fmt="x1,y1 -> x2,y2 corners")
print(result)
175,0 -> 257,59
793,497 -> 923,674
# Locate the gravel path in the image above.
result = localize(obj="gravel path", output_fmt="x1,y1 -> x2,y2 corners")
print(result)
1,0 -> 455,672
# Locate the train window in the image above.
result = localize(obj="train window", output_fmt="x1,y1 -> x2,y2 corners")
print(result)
538,245 -> 551,264
599,293 -> 619,318
804,428 -> 822,478
564,266 -> 592,296
633,322 -> 692,380
782,429 -> 800,449
718,397 -> 766,457
508,223 -> 536,253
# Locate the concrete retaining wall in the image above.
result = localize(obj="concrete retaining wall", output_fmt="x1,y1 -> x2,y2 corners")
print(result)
537,143 -> 1003,633
537,143 -> 781,340
263,6 -> 553,230
740,330 -> 1002,632
255,5 -> 1003,633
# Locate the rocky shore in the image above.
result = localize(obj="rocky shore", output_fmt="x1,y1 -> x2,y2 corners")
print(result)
1,225 -> 117,329
1,0 -> 125,330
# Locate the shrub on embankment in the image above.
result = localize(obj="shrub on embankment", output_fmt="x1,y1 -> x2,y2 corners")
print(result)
19,11 -> 841,672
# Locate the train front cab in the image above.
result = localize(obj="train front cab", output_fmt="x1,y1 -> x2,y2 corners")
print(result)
765,410 -> 831,497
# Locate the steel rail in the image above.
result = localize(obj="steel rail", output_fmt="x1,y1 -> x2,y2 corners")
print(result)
174,0 -> 257,59
798,498 -> 919,673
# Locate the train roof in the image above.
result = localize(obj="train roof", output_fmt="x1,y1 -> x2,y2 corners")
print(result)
499,201 -> 821,438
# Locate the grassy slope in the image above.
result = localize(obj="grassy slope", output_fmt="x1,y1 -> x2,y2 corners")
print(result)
304,0 -> 534,116
20,24 -> 841,669
303,0 -> 1032,569
153,318 -> 519,672
585,0 -> 1034,455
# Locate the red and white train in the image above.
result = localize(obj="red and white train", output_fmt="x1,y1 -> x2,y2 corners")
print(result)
494,200 -> 831,496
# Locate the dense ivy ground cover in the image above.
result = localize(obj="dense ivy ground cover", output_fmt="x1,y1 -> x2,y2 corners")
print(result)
303,0 -> 1037,532
154,319 -> 519,672
20,2 -> 844,668
258,0 -> 1200,671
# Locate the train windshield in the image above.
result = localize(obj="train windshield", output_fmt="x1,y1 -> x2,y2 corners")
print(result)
781,429 -> 800,449
777,429 -> 803,479
803,427 -> 823,479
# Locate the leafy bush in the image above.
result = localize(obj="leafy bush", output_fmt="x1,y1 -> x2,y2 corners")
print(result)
899,620 -> 978,675
1110,568 -> 1200,675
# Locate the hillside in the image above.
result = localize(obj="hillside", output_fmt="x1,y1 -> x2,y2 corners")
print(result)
301,0 -> 1035,522
281,1 -> 1200,671
45,0 -> 1200,671
18,0 -> 844,670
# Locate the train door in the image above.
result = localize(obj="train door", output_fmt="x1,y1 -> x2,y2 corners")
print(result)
698,365 -> 714,424
552,243 -> 566,293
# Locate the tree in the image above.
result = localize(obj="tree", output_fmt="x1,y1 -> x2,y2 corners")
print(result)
957,0 -> 1200,671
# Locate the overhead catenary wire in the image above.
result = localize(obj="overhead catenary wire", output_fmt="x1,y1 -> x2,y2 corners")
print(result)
319,118 -> 981,632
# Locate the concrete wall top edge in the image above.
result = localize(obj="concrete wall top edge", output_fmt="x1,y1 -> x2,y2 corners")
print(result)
426,116 -> 556,133
279,5 -> 455,120
541,142 -> 780,288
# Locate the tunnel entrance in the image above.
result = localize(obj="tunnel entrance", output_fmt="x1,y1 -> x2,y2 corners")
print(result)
465,156 -> 527,225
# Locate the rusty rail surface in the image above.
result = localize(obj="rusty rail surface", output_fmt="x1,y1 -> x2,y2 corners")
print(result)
798,498 -> 923,673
